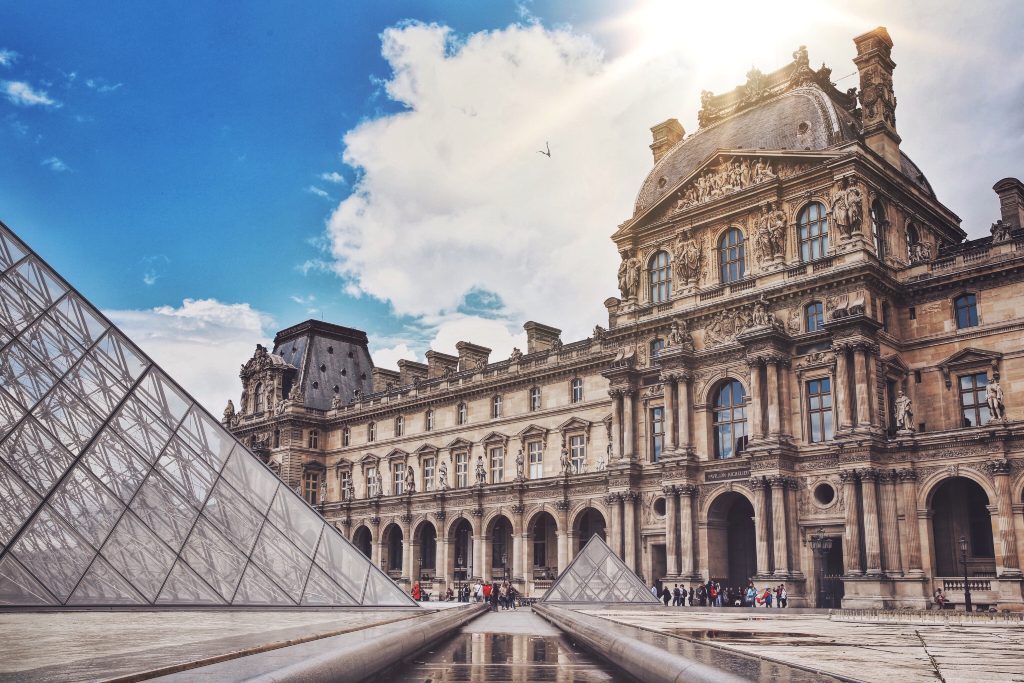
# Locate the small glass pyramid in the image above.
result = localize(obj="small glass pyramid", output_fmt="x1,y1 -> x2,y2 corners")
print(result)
0,222 -> 415,608
540,534 -> 661,603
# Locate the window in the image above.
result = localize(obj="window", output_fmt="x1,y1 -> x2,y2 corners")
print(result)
272,429 -> 280,448
529,386 -> 542,411
870,199 -> 887,260
490,446 -> 505,483
954,294 -> 978,329
457,402 -> 467,425
395,415 -> 404,437
570,378 -> 584,404
307,429 -> 319,449
455,452 -> 469,487
650,338 -> 665,360
909,306 -> 917,320
648,250 -> 672,303
806,377 -> 834,443
650,406 -> 664,462
805,302 -> 824,332
342,426 -> 351,447
719,228 -> 746,283
959,373 -> 990,427
907,222 -> 920,260
422,457 -> 435,492
491,395 -> 502,419
798,202 -> 829,262
393,462 -> 404,495
425,409 -> 434,431
254,382 -> 263,413
713,380 -> 748,459
367,422 -> 376,442
528,441 -> 543,479
881,301 -> 891,333
568,434 -> 586,473
302,471 -> 320,505
340,470 -> 352,500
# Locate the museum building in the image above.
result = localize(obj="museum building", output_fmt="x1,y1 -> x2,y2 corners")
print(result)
227,28 -> 1024,609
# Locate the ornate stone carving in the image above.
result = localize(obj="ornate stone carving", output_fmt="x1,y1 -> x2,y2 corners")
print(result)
438,459 -> 449,491
222,399 -> 235,424
667,318 -> 694,350
554,499 -> 570,512
369,515 -> 381,526
400,513 -> 413,524
671,157 -> 776,212
857,468 -> 879,482
510,503 -> 526,514
434,509 -> 447,521
605,492 -> 622,505
894,389 -> 914,432
987,374 -> 1007,421
984,459 -> 1013,476
858,64 -> 896,128
509,347 -> 523,362
661,483 -> 676,496
838,469 -> 858,484
755,201 -> 786,265
895,468 -> 918,482
789,45 -> 814,87
671,231 -> 706,286
405,465 -> 416,494
617,250 -> 641,300
748,476 -> 767,490
832,177 -> 864,239
474,455 -> 487,485
470,508 -> 484,517
514,448 -> 525,481
991,219 -> 1013,243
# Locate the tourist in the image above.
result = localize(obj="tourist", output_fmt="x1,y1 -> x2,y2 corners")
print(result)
688,586 -> 694,607
490,583 -> 500,611
476,580 -> 485,603
661,585 -> 671,606
650,583 -> 659,598
776,584 -> 788,608
933,588 -> 947,609
696,583 -> 707,607
445,587 -> 454,602
508,584 -> 519,610
672,584 -> 681,606
499,582 -> 509,610
411,581 -> 422,601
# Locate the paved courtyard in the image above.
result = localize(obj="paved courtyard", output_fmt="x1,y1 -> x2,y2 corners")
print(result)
580,608 -> 1024,682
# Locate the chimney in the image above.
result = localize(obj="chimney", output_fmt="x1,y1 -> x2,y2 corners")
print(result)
425,350 -> 459,379
455,341 -> 491,372
397,359 -> 428,386
993,178 -> 1024,230
852,27 -> 901,168
371,367 -> 400,393
523,321 -> 562,354
650,119 -> 685,164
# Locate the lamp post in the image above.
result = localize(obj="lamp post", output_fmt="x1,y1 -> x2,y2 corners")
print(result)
457,554 -> 465,601
959,535 -> 972,612
418,557 -> 423,582
809,527 -> 834,609
502,552 -> 508,581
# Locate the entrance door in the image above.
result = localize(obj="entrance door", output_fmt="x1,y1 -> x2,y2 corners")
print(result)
651,544 -> 667,591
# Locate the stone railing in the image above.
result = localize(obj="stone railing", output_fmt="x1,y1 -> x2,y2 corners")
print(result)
943,578 -> 993,592
831,608 -> 1024,626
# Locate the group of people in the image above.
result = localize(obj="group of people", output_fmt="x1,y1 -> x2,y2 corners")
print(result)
411,581 -> 431,601
467,580 -> 520,610
654,580 -> 788,608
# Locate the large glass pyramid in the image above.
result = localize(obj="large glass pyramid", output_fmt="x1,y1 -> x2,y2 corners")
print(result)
0,222 -> 415,608
540,534 -> 661,604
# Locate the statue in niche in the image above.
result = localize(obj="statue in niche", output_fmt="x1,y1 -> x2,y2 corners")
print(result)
405,465 -> 416,493
755,202 -> 785,264
515,448 -> 525,480
987,374 -> 1006,421
833,177 -> 864,239
343,476 -> 355,501
667,318 -> 694,350
475,455 -> 487,485
367,466 -> 380,497
617,250 -> 641,300
894,389 -> 914,431
596,446 -> 607,472
786,308 -> 802,335
222,399 -> 235,423
560,442 -> 571,475
750,295 -> 776,328
672,233 -> 704,285
509,347 -> 523,362
438,459 -> 449,491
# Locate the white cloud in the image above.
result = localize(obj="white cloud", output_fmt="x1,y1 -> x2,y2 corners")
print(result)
41,156 -> 70,172
0,49 -> 18,68
319,171 -> 347,184
142,271 -> 158,286
289,294 -> 316,305
3,81 -> 61,107
427,314 -> 528,360
306,185 -> 332,199
105,298 -> 273,414
85,77 -> 123,93
371,342 -> 419,370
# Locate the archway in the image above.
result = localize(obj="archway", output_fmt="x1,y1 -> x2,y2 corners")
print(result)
381,523 -> 403,575
707,492 -> 756,587
449,518 -> 474,585
931,477 -> 995,576
352,525 -> 372,559
413,521 -> 437,581
528,511 -> 559,579
488,515 -> 514,582
573,507 -> 607,553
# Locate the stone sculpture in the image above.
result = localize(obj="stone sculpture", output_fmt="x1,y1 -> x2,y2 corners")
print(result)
405,465 -> 416,493
894,390 -> 914,432
222,399 -> 235,423
475,455 -> 487,485
438,459 -> 449,491
515,448 -> 525,480
987,375 -> 1006,421
617,250 -> 641,299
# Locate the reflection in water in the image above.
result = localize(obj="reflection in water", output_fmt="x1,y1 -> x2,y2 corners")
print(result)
392,631 -> 624,682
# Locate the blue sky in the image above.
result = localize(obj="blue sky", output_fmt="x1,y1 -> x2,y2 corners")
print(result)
2,1 -> 1022,410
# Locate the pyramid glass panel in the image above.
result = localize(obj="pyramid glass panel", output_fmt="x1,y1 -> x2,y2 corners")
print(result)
540,535 -> 661,604
0,222 -> 416,608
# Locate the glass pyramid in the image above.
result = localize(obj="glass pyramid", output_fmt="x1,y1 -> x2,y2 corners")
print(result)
540,534 -> 661,604
0,222 -> 415,608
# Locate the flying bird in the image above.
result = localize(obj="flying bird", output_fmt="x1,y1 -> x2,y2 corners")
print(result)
538,142 -> 551,158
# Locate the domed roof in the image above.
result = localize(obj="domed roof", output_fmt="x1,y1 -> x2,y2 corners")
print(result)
635,86 -> 858,215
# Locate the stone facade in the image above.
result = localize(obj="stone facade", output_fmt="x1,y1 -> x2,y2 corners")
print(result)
228,27 -> 1024,609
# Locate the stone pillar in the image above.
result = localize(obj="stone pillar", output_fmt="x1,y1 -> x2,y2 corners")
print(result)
785,479 -> 802,574
557,502 -> 569,573
766,358 -> 781,437
679,485 -> 696,578
748,358 -> 764,440
779,360 -> 792,436
664,376 -> 678,451
853,344 -> 872,428
438,519 -> 450,586
608,390 -> 623,459
678,374 -> 692,451
860,469 -> 882,575
607,493 -> 624,558
474,530 -> 485,581
833,343 -> 853,431
622,390 -> 636,460
841,471 -> 863,575
751,478 -> 770,576
896,469 -> 923,575
512,508 -> 524,581
664,485 -> 679,576
986,460 -> 1022,575
623,492 -> 638,572
372,522 -> 382,568
878,471 -> 902,575
771,477 -> 789,575
402,517 -> 414,582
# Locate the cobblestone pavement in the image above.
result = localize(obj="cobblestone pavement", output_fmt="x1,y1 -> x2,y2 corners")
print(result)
580,609 -> 1024,682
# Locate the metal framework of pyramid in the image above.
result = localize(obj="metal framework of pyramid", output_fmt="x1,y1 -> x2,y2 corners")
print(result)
0,222 -> 416,608
540,534 -> 661,604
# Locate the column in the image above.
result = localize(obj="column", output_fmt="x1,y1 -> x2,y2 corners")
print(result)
751,478 -> 770,576
896,470 -> 923,575
664,485 -> 679,576
771,477 -> 789,575
679,485 -> 696,577
748,358 -> 764,440
664,376 -> 678,451
608,390 -> 623,459
878,471 -> 902,575
624,492 -> 638,571
678,374 -> 692,451
608,493 -> 624,558
779,360 -> 792,436
833,344 -> 853,430
854,344 -> 872,428
402,519 -> 413,581
439,521 -> 450,586
860,469 -> 882,575
987,460 -> 1022,575
556,529 -> 567,573
766,358 -> 781,437
622,390 -> 636,460
474,530 -> 485,580
841,471 -> 863,575
785,479 -> 802,574
512,511 -> 524,581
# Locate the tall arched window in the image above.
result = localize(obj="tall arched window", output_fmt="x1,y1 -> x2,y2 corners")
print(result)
954,293 -> 979,329
342,426 -> 351,447
648,250 -> 671,303
425,409 -> 434,431
254,382 -> 263,413
491,395 -> 503,419
529,386 -> 541,411
798,202 -> 829,261
457,402 -> 467,425
712,380 -> 748,459
367,422 -> 376,442
907,222 -> 920,261
394,415 -> 404,437
570,378 -> 584,404
719,228 -> 746,283
870,199 -> 887,260
650,338 -> 665,360
805,301 -> 824,332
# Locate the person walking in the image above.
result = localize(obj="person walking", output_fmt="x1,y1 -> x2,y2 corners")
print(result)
672,584 -> 681,607
661,585 -> 671,606
651,583 -> 659,598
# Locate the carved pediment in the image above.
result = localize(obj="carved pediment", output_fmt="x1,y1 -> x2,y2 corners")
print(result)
414,443 -> 439,455
358,453 -> 380,466
445,437 -> 473,451
937,348 -> 1002,387
880,354 -> 910,376
385,448 -> 409,461
557,417 -> 592,439
517,423 -> 549,442
481,431 -> 509,446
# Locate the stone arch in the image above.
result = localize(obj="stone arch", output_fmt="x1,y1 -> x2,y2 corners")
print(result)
445,513 -> 477,539
571,506 -> 607,554
351,524 -> 373,559
705,488 -> 757,587
925,475 -> 996,577
568,500 -> 609,532
412,518 -> 438,578
380,522 -> 404,574
447,516 -> 474,584
486,513 -> 515,580
525,503 -> 563,533
694,370 -> 748,407
918,467 -> 996,512
526,508 -> 560,577
482,508 -> 520,536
